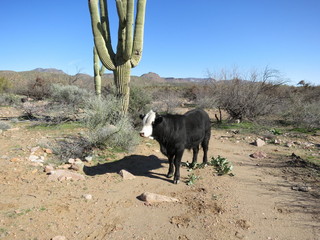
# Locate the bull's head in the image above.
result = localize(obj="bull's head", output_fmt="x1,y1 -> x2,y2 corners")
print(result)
139,110 -> 163,139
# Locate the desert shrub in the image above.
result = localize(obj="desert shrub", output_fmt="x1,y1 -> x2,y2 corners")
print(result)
26,77 -> 50,100
285,100 -> 320,129
0,93 -> 21,106
0,77 -> 11,93
50,84 -> 91,107
128,85 -> 152,114
83,96 -> 139,151
152,86 -> 182,113
212,68 -> 286,120
0,121 -> 11,131
128,85 -> 152,126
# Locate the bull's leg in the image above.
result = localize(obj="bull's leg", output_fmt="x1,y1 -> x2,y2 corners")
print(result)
201,132 -> 210,164
173,150 -> 184,184
191,145 -> 199,168
167,155 -> 174,178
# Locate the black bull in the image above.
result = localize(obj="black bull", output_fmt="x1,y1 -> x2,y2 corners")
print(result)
140,109 -> 211,184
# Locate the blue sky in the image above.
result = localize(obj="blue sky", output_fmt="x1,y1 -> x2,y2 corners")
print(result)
1,0 -> 319,85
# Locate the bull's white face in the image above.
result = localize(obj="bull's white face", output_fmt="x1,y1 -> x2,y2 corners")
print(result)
140,110 -> 156,139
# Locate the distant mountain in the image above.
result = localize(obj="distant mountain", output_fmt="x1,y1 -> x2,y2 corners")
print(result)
165,77 -> 213,83
32,68 -> 66,74
140,72 -> 165,82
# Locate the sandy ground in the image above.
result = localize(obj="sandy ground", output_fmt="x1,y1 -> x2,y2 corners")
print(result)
0,108 -> 320,240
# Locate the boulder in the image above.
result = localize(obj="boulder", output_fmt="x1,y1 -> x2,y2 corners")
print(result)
250,151 -> 267,159
47,170 -> 85,181
138,192 -> 179,203
119,169 -> 136,180
254,138 -> 266,147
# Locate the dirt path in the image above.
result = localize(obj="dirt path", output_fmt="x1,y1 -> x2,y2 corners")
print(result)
0,119 -> 319,240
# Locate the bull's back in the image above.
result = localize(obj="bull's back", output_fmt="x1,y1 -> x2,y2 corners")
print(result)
183,109 -> 211,147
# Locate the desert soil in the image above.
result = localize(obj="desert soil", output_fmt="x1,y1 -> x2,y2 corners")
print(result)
0,107 -> 320,240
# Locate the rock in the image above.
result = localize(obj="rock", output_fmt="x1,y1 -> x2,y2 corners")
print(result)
274,139 -> 281,145
30,146 -> 40,153
44,148 -> 53,154
10,157 -> 21,162
44,165 -> 54,173
84,156 -> 93,162
68,158 -> 75,164
254,138 -> 266,147
51,236 -> 66,240
291,185 -> 311,192
286,141 -> 294,148
250,151 -> 267,159
28,155 -> 44,163
83,194 -> 93,200
119,169 -> 136,180
47,170 -> 85,181
138,192 -> 179,203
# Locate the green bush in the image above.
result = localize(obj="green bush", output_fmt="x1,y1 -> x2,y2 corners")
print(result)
0,93 -> 21,106
0,121 -> 11,131
285,101 -> 320,129
0,77 -> 11,93
210,156 -> 233,175
83,96 -> 139,151
50,84 -> 91,107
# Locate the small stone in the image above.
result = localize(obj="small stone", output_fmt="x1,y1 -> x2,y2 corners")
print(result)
119,169 -> 136,180
286,142 -> 294,148
250,151 -> 267,159
138,192 -> 179,203
29,155 -> 39,161
254,138 -> 266,147
51,236 -> 66,240
83,194 -> 93,200
44,148 -> 53,154
44,165 -> 54,173
30,146 -> 40,153
291,185 -> 311,192
84,156 -> 93,162
10,157 -> 21,162
68,158 -> 75,164
47,170 -> 85,181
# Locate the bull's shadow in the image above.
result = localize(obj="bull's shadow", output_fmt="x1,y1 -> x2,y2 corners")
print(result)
83,154 -> 170,182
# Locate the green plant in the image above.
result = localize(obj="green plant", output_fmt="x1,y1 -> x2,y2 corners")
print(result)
270,128 -> 282,135
89,0 -> 147,113
210,156 -> 233,176
0,77 -> 11,93
50,84 -> 91,107
186,173 -> 201,186
0,121 -> 11,131
83,96 -> 139,151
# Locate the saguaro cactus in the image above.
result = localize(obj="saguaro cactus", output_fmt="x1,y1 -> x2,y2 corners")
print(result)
89,0 -> 147,113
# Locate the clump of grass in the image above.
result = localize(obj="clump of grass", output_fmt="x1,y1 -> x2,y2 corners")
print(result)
83,96 -> 139,152
186,173 -> 201,186
210,156 -> 233,176
270,128 -> 282,135
0,121 -> 11,131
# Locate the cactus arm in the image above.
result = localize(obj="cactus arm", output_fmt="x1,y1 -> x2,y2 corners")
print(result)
123,0 -> 134,60
93,46 -> 102,97
130,0 -> 147,68
116,0 -> 126,26
99,0 -> 115,60
88,0 -> 116,71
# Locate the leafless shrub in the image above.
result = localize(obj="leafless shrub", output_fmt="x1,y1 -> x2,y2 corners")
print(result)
152,87 -> 182,113
209,67 -> 287,120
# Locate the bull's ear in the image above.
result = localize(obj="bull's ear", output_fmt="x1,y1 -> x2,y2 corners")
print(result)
154,115 -> 163,125
139,114 -> 145,120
